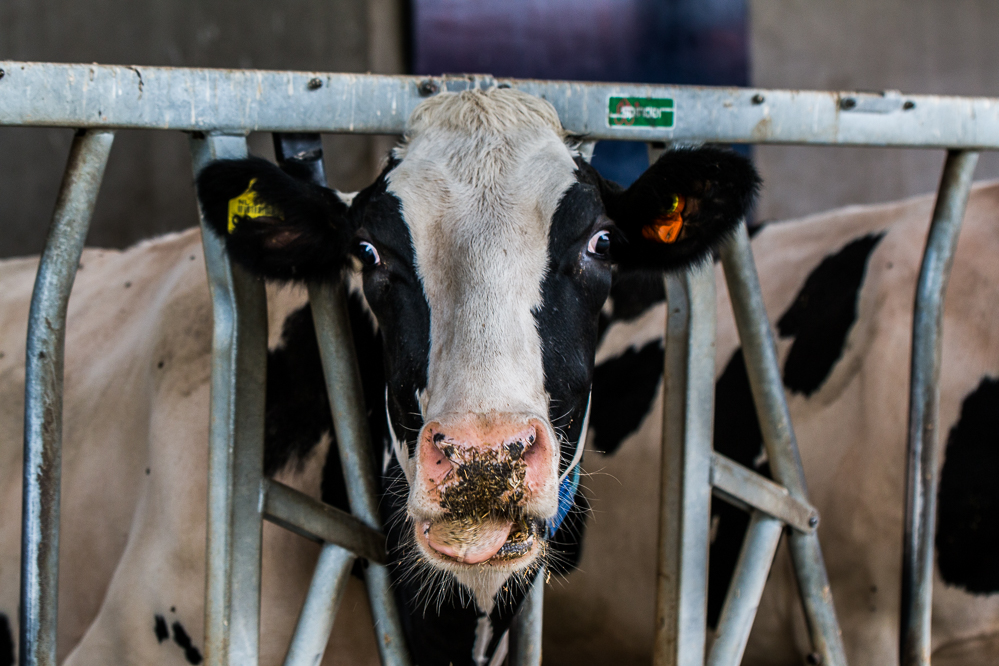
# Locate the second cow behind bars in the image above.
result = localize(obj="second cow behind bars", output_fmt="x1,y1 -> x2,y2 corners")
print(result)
193,88 -> 757,664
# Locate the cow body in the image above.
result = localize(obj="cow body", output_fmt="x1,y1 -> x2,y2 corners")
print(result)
545,181 -> 999,665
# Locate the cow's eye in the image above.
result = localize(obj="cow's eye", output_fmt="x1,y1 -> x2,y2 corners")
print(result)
586,230 -> 612,257
356,240 -> 381,267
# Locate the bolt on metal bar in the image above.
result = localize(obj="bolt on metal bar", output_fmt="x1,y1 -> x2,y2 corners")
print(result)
191,132 -> 268,666
308,282 -> 412,666
261,478 -> 386,564
901,149 -> 979,666
710,452 -> 818,534
718,223 -> 848,666
508,567 -> 545,666
283,543 -> 355,666
655,263 -> 716,666
19,129 -> 113,666
706,512 -> 783,666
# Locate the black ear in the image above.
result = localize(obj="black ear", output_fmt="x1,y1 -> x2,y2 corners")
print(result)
600,146 -> 760,272
195,156 -> 353,282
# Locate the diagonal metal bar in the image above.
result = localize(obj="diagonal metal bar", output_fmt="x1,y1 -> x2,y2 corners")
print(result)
710,452 -> 818,534
261,478 -> 386,564
706,511 -> 783,666
19,129 -> 114,666
719,222 -> 848,666
192,132 -> 268,666
282,543 -> 355,666
901,149 -> 979,666
655,263 -> 716,666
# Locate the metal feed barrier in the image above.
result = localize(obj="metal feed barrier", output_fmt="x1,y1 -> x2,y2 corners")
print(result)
4,61 -> 995,666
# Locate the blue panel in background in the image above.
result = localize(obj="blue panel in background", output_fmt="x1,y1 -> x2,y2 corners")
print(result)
411,0 -> 748,187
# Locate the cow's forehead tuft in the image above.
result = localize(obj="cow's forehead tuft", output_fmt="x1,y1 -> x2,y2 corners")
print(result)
399,88 -> 566,147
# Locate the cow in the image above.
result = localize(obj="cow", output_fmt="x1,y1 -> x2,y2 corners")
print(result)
541,180 -> 999,665
0,87 -> 758,666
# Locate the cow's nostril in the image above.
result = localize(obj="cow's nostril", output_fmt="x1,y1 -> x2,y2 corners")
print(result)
433,432 -> 446,444
507,440 -> 525,460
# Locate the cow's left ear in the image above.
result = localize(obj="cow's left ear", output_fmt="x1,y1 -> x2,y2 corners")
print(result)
601,146 -> 760,272
196,157 -> 354,282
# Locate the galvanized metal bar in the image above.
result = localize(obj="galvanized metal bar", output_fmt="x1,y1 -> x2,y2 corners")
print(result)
655,263 -> 716,666
901,149 -> 979,666
308,282 -> 412,666
719,223 -> 847,666
19,129 -> 113,666
508,568 -> 545,666
283,543 -> 354,666
261,478 -> 385,564
710,452 -> 818,534
706,512 -> 783,666
192,133 -> 268,666
3,62 -> 999,148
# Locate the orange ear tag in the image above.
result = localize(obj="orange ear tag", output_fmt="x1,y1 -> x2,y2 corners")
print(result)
227,178 -> 284,233
640,193 -> 686,244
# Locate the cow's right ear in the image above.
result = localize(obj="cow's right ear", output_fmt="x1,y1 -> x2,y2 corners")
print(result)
195,157 -> 353,282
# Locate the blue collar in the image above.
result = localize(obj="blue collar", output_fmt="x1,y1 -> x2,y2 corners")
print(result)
546,392 -> 590,536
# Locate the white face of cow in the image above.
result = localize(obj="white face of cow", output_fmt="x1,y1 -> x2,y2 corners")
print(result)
385,91 -> 578,600
196,87 -> 758,614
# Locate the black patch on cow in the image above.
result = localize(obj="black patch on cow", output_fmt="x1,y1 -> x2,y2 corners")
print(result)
0,613 -> 14,666
535,181 -> 614,475
153,614 -> 169,643
708,348 -> 769,628
937,376 -> 999,594
171,621 -> 203,665
777,233 -> 884,396
589,339 -> 664,456
263,305 -> 332,477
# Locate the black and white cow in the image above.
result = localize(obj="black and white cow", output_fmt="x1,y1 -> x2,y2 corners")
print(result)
192,88 -> 757,664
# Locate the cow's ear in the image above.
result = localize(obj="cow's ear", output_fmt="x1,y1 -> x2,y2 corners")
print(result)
195,157 -> 353,282
603,147 -> 760,272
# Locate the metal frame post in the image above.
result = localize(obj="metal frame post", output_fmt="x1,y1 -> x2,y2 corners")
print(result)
191,132 -> 268,666
655,263 -> 717,666
509,567 -> 545,665
719,223 -> 848,666
19,129 -> 114,666
901,150 -> 979,666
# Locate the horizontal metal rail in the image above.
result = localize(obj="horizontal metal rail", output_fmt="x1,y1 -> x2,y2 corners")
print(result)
2,61 -> 999,147
261,478 -> 386,564
710,452 -> 818,534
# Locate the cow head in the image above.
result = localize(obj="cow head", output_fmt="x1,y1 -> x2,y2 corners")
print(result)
196,88 -> 758,611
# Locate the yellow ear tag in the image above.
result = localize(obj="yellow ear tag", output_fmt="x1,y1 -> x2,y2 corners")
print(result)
641,193 -> 686,244
227,178 -> 283,233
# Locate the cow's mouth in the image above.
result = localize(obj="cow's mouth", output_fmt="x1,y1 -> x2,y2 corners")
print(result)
419,516 -> 541,565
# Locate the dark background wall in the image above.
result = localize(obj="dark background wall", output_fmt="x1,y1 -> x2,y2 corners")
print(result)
0,0 -> 404,257
750,0 -> 999,221
2,1 -> 998,257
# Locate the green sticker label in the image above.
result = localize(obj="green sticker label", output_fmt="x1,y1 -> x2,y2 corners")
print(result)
607,96 -> 675,128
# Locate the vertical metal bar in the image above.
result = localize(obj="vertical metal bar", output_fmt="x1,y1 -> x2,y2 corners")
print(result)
19,129 -> 114,666
508,568 -> 545,666
706,512 -> 783,666
308,282 -> 412,666
191,132 -> 268,666
655,263 -> 716,666
719,223 -> 848,666
283,544 -> 355,666
901,149 -> 979,666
